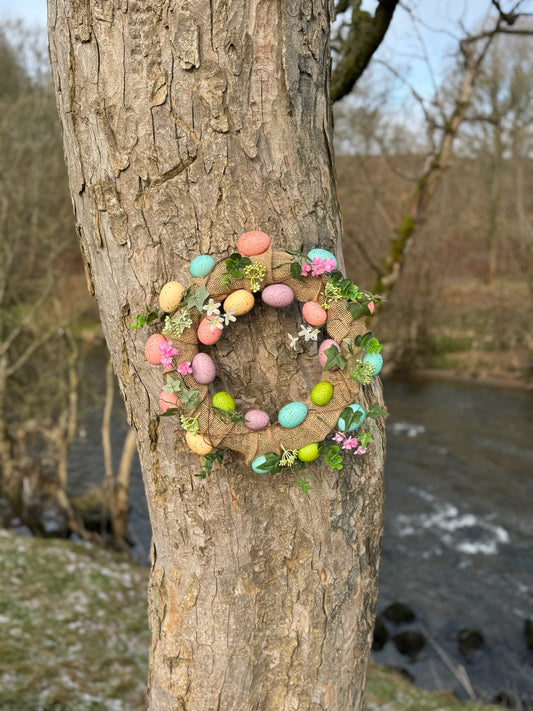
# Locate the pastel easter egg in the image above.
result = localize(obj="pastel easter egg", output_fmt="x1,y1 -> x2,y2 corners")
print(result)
262,284 -> 295,308
185,431 -> 213,456
190,255 -> 215,278
318,339 -> 340,368
310,381 -> 333,406
198,317 -> 223,345
307,248 -> 337,270
337,403 -> 366,433
237,230 -> 271,257
244,409 -> 270,430
159,390 -> 180,412
278,401 -> 308,429
212,391 -> 235,412
145,333 -> 166,365
224,289 -> 255,316
302,301 -> 327,326
363,352 -> 383,376
159,281 -> 185,312
298,442 -> 320,462
251,454 -> 268,473
191,352 -> 216,384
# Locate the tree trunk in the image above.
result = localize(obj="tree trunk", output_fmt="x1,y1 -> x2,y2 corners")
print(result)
48,2 -> 385,709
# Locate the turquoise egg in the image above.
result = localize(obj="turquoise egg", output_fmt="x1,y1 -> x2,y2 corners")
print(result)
307,248 -> 337,269
189,255 -> 215,278
278,401 -> 308,429
251,455 -> 268,473
363,352 -> 383,376
337,403 -> 366,433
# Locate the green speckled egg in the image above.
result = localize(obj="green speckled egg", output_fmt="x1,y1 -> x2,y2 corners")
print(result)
363,352 -> 383,376
190,255 -> 215,278
212,391 -> 235,412
278,401 -> 308,429
310,381 -> 333,406
298,442 -> 320,462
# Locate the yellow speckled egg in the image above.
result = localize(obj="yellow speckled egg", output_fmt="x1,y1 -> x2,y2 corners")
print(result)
185,431 -> 213,455
224,289 -> 255,316
302,301 -> 328,326
159,281 -> 185,313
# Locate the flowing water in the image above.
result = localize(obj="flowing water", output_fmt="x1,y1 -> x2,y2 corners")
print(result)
65,360 -> 533,704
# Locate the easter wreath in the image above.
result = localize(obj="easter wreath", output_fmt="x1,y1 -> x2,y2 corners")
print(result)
136,231 -> 387,491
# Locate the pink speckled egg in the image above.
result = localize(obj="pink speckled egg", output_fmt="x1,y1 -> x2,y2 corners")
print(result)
302,301 -> 327,326
145,333 -> 166,365
191,352 -> 216,384
237,230 -> 271,257
197,317 -> 223,345
244,409 -> 270,431
262,284 -> 295,308
224,289 -> 255,316
318,339 -> 340,368
159,390 -> 180,412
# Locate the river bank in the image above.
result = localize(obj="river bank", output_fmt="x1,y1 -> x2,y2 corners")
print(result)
0,529 -> 508,711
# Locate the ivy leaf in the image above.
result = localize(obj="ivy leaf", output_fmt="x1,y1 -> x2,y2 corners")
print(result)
338,406 -> 364,432
295,479 -> 312,495
162,376 -> 182,395
255,453 -> 282,475
346,301 -> 370,319
343,337 -> 354,355
131,307 -> 161,329
184,285 -> 210,313
159,407 -> 181,418
213,407 -> 246,424
358,431 -> 374,449
322,345 -> 347,371
195,449 -> 225,479
366,337 -> 383,354
366,404 -> 389,419
179,388 -> 201,410
290,261 -> 304,281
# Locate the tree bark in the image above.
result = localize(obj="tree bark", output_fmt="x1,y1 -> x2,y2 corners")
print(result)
48,2 -> 385,709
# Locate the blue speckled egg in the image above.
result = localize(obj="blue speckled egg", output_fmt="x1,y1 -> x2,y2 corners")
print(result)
190,255 -> 215,278
337,403 -> 366,433
251,455 -> 268,473
363,352 -> 383,376
278,401 -> 308,429
307,248 -> 337,269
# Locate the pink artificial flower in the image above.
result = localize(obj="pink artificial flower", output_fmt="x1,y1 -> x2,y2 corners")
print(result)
342,436 -> 359,450
159,340 -> 179,369
355,446 -> 367,455
177,361 -> 193,376
311,257 -> 327,276
333,431 -> 346,444
368,301 -> 375,314
301,262 -> 312,276
323,258 -> 336,273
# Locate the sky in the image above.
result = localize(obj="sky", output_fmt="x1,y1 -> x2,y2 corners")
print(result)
0,0 -> 46,27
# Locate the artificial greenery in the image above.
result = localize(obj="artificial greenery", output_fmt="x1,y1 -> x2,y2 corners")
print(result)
221,253 -> 252,287
213,407 -> 246,424
162,309 -> 193,337
350,360 -> 376,385
354,331 -> 383,354
130,306 -> 162,329
182,285 -> 210,313
180,414 -> 200,435
242,262 -> 266,293
196,449 -> 225,479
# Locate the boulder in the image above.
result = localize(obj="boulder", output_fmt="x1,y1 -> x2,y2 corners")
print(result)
458,628 -> 485,662
525,619 -> 533,651
392,630 -> 425,657
372,615 -> 389,651
383,601 -> 416,625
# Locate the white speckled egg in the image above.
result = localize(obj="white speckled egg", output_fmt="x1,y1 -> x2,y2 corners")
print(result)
191,352 -> 216,384
302,301 -> 327,326
307,248 -> 337,269
363,352 -> 383,375
197,317 -> 223,345
278,401 -> 308,429
159,281 -> 185,312
318,339 -> 340,368
237,231 -> 271,256
224,289 -> 255,316
262,284 -> 295,308
144,333 -> 166,365
190,255 -> 215,278
185,431 -> 213,455
244,409 -> 270,430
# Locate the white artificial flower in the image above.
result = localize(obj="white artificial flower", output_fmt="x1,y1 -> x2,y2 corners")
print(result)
298,325 -> 319,342
224,309 -> 237,326
209,315 -> 225,331
288,333 -> 299,350
203,298 -> 221,317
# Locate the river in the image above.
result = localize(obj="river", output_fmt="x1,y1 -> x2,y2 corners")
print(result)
65,366 -> 533,706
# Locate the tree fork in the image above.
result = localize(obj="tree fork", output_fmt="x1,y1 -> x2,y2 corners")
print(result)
48,1 -> 385,709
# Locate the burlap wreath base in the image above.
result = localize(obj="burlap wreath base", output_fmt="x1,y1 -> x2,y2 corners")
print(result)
147,242 -> 372,467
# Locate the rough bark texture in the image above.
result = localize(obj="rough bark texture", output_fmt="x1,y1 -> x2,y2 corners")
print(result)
48,1 -> 385,709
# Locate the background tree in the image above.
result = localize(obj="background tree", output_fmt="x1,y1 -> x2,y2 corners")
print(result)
48,1 -> 386,709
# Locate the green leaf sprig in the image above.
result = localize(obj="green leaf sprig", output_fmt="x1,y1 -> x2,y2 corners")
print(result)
354,331 -> 383,354
130,306 -> 162,329
182,285 -> 210,314
213,407 -> 246,424
221,253 -> 252,287
196,449 -> 225,479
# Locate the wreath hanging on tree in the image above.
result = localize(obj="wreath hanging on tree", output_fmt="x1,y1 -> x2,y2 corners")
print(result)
134,231 -> 387,492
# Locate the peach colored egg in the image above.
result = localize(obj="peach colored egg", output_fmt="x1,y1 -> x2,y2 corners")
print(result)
159,390 -> 180,412
224,289 -> 255,316
197,317 -> 223,345
159,281 -> 185,313
191,352 -> 216,384
185,431 -> 213,455
318,339 -> 340,368
145,333 -> 166,365
262,284 -> 295,308
302,301 -> 327,326
244,409 -> 270,431
237,230 -> 271,257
